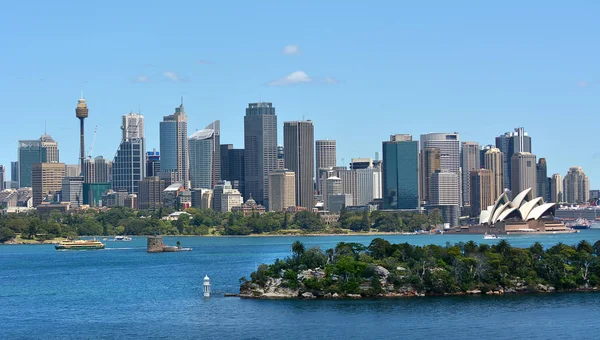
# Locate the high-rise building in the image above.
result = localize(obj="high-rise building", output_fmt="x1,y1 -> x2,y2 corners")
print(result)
479,145 -> 493,168
220,144 -> 232,180
284,120 -> 315,209
112,113 -> 146,194
356,167 -> 376,205
11,161 -> 19,187
460,142 -> 480,207
32,162 -> 65,207
18,135 -> 59,188
160,100 -> 189,187
382,134 -> 419,209
146,149 -> 161,177
244,102 -> 277,207
277,145 -> 285,170
268,170 -> 296,212
0,165 -> 5,191
83,159 -> 95,184
138,176 -> 166,210
93,156 -> 111,183
204,120 -> 221,188
61,176 -> 84,207
563,167 -> 590,203
420,133 -> 460,206
75,93 -> 89,175
420,148 -> 441,203
221,189 -> 243,212
65,164 -> 80,178
469,169 -> 494,218
536,158 -> 550,202
324,175 -> 343,211
510,152 -> 537,197
495,127 -> 531,191
484,148 -> 504,200
220,145 -> 245,196
212,180 -> 231,212
429,170 -> 460,226
316,140 -> 336,185
551,173 -> 563,203
189,128 -> 216,189
330,167 -> 359,206
350,158 -> 373,170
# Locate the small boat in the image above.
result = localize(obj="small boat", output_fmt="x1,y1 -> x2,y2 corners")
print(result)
566,218 -> 591,230
483,233 -> 500,240
55,239 -> 105,250
112,236 -> 133,242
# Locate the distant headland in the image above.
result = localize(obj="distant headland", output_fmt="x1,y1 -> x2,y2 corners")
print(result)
239,239 -> 600,299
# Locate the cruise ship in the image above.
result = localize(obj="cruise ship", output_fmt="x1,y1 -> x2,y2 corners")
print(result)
55,239 -> 106,250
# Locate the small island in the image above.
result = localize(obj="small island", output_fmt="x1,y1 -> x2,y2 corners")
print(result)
239,239 -> 600,299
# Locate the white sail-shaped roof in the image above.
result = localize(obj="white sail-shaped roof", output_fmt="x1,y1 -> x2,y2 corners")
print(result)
511,188 -> 532,209
526,203 -> 556,221
519,197 -> 543,220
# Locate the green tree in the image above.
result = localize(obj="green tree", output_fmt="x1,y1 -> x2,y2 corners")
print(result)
0,227 -> 16,243
291,240 -> 306,260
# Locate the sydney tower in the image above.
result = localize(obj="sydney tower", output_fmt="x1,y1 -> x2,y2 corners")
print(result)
75,93 -> 88,175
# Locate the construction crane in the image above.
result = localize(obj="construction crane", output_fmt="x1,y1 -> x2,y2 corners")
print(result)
87,125 -> 98,159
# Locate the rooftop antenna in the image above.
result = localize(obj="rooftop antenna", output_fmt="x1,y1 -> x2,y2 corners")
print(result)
44,120 -> 47,135
80,88 -> 84,99
181,95 -> 184,106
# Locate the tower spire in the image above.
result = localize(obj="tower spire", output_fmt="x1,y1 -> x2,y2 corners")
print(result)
80,88 -> 84,100
181,95 -> 184,106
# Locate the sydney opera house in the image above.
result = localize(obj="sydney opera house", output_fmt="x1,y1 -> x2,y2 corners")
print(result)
469,188 -> 572,234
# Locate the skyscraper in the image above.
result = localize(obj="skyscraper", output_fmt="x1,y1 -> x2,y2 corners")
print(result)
284,120 -> 315,209
551,173 -> 563,203
32,162 -> 65,207
61,176 -> 84,207
220,145 -> 245,196
316,139 -> 336,188
536,158 -> 550,202
479,145 -> 493,168
420,148 -> 441,203
146,149 -> 160,177
18,135 -> 59,188
484,148 -> 504,200
563,167 -> 590,203
11,161 -> 19,187
220,144 -> 232,181
83,159 -> 95,183
420,133 -> 460,205
112,113 -> 146,194
495,127 -> 531,191
382,134 -> 419,209
510,152 -> 537,197
277,145 -> 285,170
470,169 -> 494,218
138,176 -> 166,210
460,142 -> 480,207
0,165 -> 5,191
205,120 -> 221,187
244,102 -> 277,207
75,93 -> 89,175
94,156 -> 111,183
429,170 -> 460,226
189,128 -> 215,189
160,100 -> 189,187
268,170 -> 296,212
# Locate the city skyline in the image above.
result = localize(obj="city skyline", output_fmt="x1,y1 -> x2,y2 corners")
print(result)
1,2 -> 598,187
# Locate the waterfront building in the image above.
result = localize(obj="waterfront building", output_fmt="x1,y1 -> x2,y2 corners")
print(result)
563,167 -> 590,204
484,148 -> 504,200
146,149 -> 161,177
461,142 -> 480,207
189,128 -> 216,190
284,120 -> 315,209
428,170 -> 459,226
244,102 -> 277,208
469,169 -> 494,218
32,162 -> 65,207
495,127 -> 531,191
420,148 -> 441,203
550,173 -> 563,203
61,176 -> 84,208
511,152 -> 537,197
316,140 -> 336,194
160,100 -> 189,188
138,176 -> 166,210
112,113 -> 146,194
268,170 -> 296,212
536,158 -> 550,203
382,134 -> 419,209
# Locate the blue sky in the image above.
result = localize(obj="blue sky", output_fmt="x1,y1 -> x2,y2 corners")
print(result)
0,1 -> 598,187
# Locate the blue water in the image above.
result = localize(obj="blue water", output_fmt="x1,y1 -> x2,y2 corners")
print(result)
2,231 -> 600,339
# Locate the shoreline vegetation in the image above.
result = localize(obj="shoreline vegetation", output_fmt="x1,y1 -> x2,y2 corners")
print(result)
0,206 -> 444,244
239,239 -> 600,299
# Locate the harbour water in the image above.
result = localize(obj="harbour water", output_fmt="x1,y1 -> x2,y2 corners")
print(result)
2,231 -> 600,339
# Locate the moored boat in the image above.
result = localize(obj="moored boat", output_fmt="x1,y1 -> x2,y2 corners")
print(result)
566,218 -> 591,230
55,239 -> 105,250
113,236 -> 133,242
483,233 -> 500,240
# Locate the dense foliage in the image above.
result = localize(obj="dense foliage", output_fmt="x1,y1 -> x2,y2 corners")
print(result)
0,207 -> 444,242
242,239 -> 600,297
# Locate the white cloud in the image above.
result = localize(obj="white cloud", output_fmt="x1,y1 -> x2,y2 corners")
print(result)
164,71 -> 181,82
283,44 -> 300,55
268,71 -> 312,86
134,75 -> 150,83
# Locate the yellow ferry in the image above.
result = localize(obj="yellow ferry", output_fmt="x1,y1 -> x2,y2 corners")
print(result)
55,239 -> 106,250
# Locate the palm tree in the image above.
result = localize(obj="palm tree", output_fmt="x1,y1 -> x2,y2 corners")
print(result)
291,240 -> 305,260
